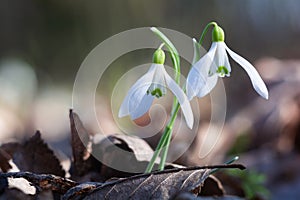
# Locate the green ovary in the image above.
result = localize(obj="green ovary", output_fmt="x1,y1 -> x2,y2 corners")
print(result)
217,66 -> 229,77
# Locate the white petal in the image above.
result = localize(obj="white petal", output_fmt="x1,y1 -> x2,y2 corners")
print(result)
118,65 -> 157,117
149,64 -> 167,95
197,74 -> 218,97
186,66 -> 206,100
186,43 -> 217,100
214,43 -> 223,67
130,94 -> 154,119
192,38 -> 200,64
216,42 -> 231,76
224,44 -> 269,99
162,68 -> 194,129
152,64 -> 165,85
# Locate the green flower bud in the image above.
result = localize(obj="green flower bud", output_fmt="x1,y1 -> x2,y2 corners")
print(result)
152,49 -> 165,64
212,26 -> 225,42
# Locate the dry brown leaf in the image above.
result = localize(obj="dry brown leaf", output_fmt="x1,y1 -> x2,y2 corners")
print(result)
199,175 -> 224,196
92,133 -> 157,179
66,165 -> 244,200
69,109 -> 93,176
84,168 -> 208,200
0,148 -> 12,172
62,182 -> 102,200
11,131 -> 65,176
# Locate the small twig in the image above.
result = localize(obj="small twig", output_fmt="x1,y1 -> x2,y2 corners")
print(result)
0,172 -> 78,194
100,164 -> 245,188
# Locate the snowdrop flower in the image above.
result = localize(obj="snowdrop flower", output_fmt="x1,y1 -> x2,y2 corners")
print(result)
119,48 -> 194,129
187,25 -> 269,100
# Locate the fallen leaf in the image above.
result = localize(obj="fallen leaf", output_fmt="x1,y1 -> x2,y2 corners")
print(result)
199,175 -> 224,196
69,109 -> 93,176
92,133 -> 157,178
0,148 -> 12,172
72,165 -> 244,200
12,131 -> 65,176
62,182 -> 102,200
99,134 -> 155,162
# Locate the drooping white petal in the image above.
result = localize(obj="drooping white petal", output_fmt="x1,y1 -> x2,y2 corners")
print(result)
118,64 -> 157,117
130,93 -> 154,119
192,38 -> 200,65
223,50 -> 231,76
196,74 -> 218,97
162,68 -> 194,129
216,42 -> 231,76
186,66 -> 206,100
186,42 -> 217,100
224,43 -> 269,99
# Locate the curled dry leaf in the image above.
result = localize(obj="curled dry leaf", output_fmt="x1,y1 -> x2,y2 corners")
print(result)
101,134 -> 155,162
69,109 -> 93,176
92,133 -> 157,178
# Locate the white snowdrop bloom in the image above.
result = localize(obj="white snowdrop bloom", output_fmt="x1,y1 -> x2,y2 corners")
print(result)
119,49 -> 194,129
187,26 -> 269,100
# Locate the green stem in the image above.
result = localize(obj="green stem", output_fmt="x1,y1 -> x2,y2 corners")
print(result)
146,23 -> 220,172
198,21 -> 218,46
158,103 -> 180,170
158,43 -> 165,50
150,27 -> 181,83
145,126 -> 170,172
145,28 -> 182,173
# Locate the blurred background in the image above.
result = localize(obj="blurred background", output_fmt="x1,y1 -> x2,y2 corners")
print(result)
0,0 -> 300,199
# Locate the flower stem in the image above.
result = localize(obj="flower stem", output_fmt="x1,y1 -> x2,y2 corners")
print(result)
144,126 -> 170,172
198,21 -> 218,46
158,102 -> 180,170
150,27 -> 180,83
145,28 -> 182,173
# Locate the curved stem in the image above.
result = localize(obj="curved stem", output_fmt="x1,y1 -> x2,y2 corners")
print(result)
150,27 -> 181,83
158,43 -> 165,50
198,21 -> 218,46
